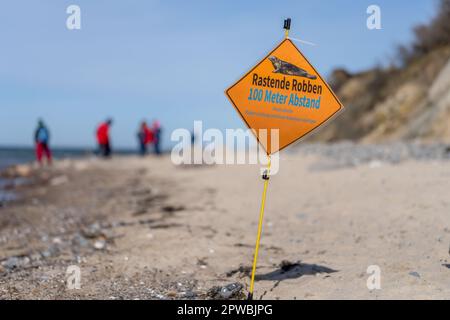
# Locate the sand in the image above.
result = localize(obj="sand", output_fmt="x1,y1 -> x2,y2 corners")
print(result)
0,148 -> 449,299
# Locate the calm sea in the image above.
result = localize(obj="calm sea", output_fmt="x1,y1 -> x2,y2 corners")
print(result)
0,146 -> 135,203
0,146 -> 141,171
0,147 -> 94,171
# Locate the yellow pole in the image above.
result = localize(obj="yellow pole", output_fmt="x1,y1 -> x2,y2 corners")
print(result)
248,156 -> 271,300
284,28 -> 289,39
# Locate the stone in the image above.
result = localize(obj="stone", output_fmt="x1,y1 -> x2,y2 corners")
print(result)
1,256 -> 30,270
94,240 -> 106,250
409,271 -> 420,278
208,282 -> 244,299
14,164 -> 32,177
50,175 -> 69,186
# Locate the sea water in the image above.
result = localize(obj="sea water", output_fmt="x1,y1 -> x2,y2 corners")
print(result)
0,147 -> 90,205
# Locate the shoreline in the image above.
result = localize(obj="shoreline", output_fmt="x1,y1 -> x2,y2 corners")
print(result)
0,144 -> 450,299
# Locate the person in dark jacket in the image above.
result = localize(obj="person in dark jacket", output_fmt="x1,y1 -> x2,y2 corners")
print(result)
34,119 -> 52,165
152,120 -> 162,155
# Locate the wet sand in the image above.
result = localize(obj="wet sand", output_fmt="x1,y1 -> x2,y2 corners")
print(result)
1,146 -> 450,299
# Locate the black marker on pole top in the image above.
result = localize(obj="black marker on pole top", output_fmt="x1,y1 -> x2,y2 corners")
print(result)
284,18 -> 291,30
284,18 -> 291,38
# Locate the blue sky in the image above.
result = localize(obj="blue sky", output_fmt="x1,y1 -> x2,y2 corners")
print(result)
0,0 -> 437,149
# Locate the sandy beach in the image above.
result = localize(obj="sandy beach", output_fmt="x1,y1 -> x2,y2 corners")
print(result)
0,143 -> 449,299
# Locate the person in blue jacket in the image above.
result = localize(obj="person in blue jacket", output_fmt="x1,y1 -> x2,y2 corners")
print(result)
34,119 -> 52,165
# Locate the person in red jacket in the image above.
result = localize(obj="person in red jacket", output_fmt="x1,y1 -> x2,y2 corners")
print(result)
137,121 -> 153,155
96,118 -> 113,157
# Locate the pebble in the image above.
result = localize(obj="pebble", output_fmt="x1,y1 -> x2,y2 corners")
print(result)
82,223 -> 104,239
50,175 -> 69,186
72,233 -> 89,247
93,240 -> 106,250
14,164 -> 32,177
40,245 -> 59,258
409,271 -> 421,278
1,256 -> 30,270
219,283 -> 243,299
52,237 -> 62,244
208,282 -> 244,299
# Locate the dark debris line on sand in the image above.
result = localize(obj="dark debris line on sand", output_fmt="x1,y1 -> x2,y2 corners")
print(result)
292,142 -> 450,170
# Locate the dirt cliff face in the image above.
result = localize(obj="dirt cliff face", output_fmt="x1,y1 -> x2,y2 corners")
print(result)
311,46 -> 450,143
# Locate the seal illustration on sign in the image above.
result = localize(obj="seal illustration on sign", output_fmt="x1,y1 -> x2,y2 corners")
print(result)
268,56 -> 317,79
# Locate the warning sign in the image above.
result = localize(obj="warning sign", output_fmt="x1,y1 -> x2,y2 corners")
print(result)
225,39 -> 344,154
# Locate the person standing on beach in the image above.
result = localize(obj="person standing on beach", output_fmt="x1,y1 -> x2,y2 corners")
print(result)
34,119 -> 52,165
96,118 -> 113,158
152,120 -> 162,155
137,121 -> 153,156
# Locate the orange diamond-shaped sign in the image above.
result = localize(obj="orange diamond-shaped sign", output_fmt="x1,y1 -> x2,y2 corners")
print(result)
225,39 -> 344,154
